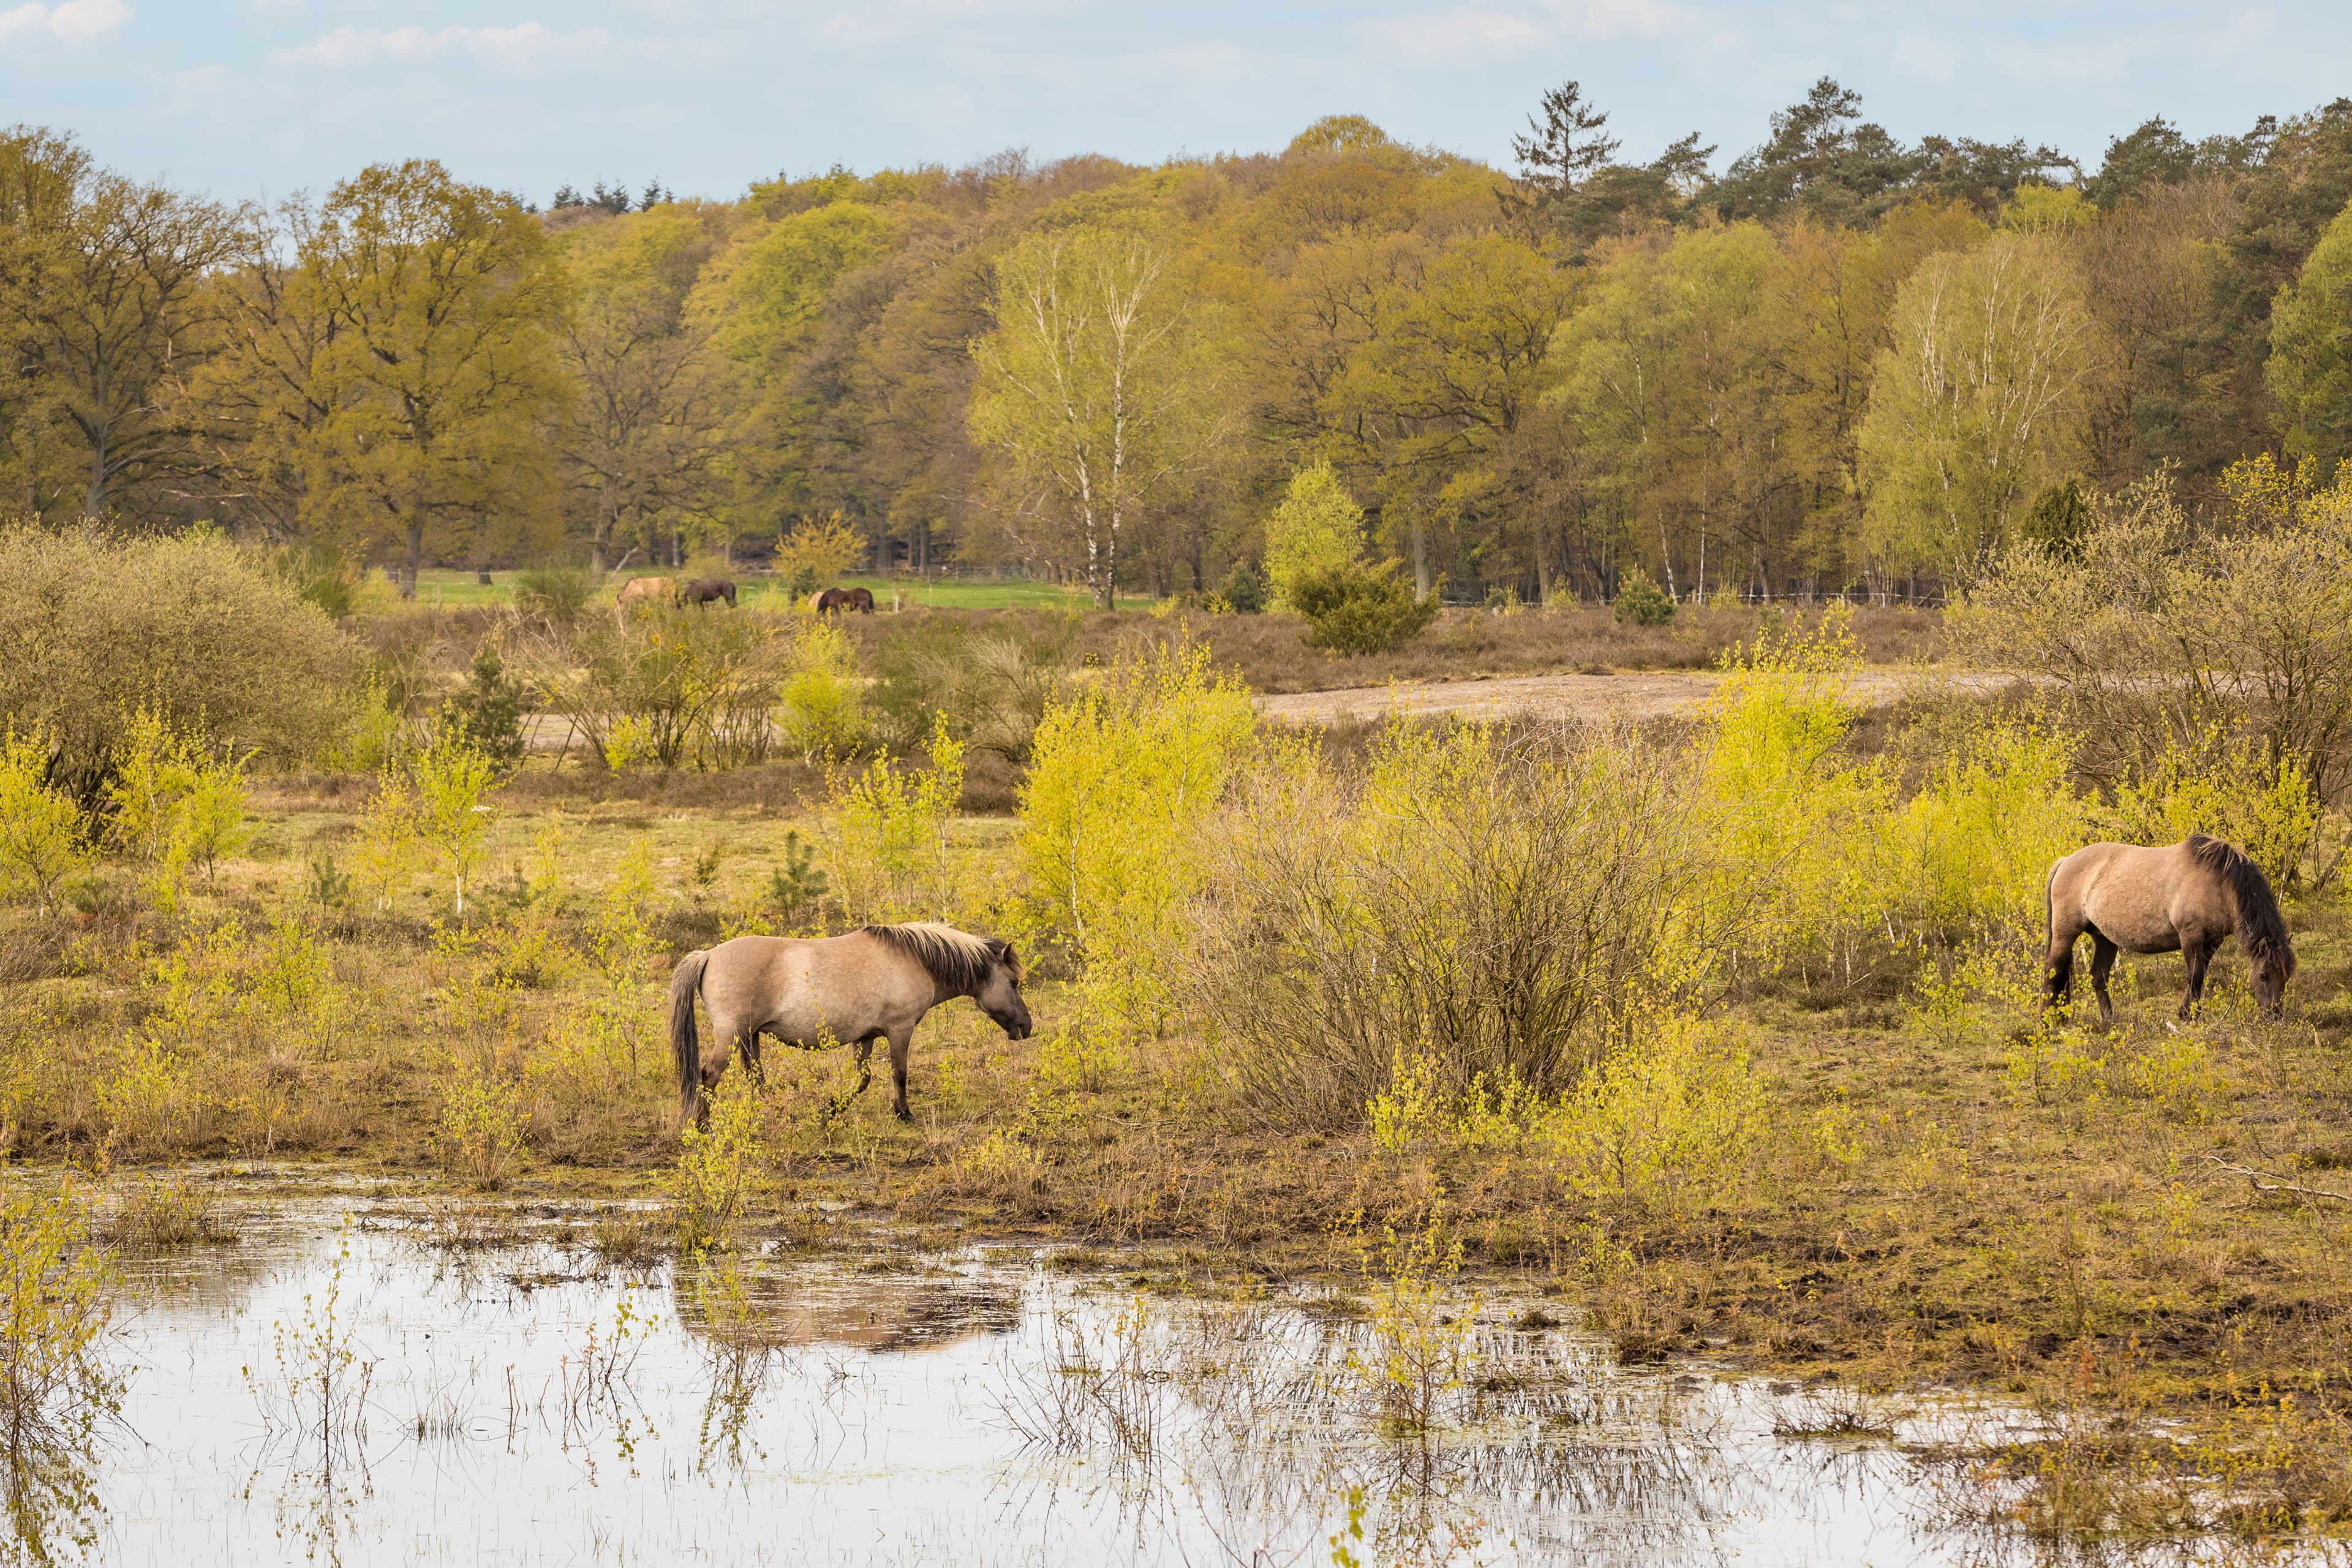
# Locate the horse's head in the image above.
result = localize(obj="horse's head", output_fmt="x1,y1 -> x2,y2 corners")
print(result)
2253,942 -> 2297,1019
976,941 -> 1032,1040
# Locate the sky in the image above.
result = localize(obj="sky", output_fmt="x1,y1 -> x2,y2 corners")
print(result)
3,1 -> 2346,207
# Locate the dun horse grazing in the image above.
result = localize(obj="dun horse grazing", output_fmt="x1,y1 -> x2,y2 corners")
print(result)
670,922 -> 1031,1124
2045,834 -> 2295,1023
679,577 -> 736,608
615,576 -> 678,620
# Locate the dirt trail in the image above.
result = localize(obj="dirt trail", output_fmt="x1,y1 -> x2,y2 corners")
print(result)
1257,668 -> 2010,726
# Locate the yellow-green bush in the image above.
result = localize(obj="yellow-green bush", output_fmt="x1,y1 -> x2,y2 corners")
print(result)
1020,643 -> 1256,1029
1701,608 -> 1894,989
1540,1012 -> 1766,1212
777,617 -> 867,761
825,716 -> 965,923
0,731 -> 89,916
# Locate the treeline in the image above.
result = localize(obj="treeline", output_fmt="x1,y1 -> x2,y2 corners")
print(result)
2,81 -> 2350,605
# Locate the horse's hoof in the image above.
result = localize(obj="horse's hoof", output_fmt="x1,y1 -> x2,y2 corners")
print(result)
892,1107 -> 912,1123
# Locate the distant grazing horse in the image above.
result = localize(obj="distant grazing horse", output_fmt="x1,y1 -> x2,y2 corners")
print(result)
680,578 -> 737,608
2045,834 -> 2295,1023
670,922 -> 1031,1125
812,587 -> 875,615
616,576 -> 679,621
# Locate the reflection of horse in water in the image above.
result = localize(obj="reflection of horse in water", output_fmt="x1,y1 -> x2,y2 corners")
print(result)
669,922 -> 1031,1124
810,587 -> 875,615
679,578 -> 736,608
614,576 -> 677,621
2045,834 -> 2295,1024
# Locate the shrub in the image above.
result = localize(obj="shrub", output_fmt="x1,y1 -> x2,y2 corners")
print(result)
513,564 -> 595,622
437,646 -> 527,773
1193,719 -> 1716,1130
533,607 -> 790,769
1264,461 -> 1364,611
1613,568 -> 1676,627
1218,562 -> 1266,614
870,612 -> 1074,762
669,1073 -> 763,1251
1540,1013 -> 1766,1211
1957,459 -> 2352,802
1020,643 -> 1257,1027
1290,560 -> 1439,656
777,619 -> 866,761
0,734 -> 90,916
0,526 -> 363,804
437,1065 -> 526,1189
826,717 -> 964,923
413,731 -> 496,916
775,512 -> 863,601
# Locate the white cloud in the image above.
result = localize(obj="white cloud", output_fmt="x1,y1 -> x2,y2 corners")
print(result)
1550,0 -> 1688,41
271,21 -> 621,72
1358,7 -> 1548,61
1892,30 -> 1958,83
0,0 -> 130,46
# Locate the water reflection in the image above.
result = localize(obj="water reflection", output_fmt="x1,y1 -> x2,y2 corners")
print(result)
67,1190 -> 2332,1566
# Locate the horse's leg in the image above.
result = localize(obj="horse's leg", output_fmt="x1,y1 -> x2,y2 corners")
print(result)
851,1039 -> 875,1099
740,1025 -> 766,1088
2088,933 -> 2119,1029
888,1031 -> 912,1122
2179,935 -> 2216,1020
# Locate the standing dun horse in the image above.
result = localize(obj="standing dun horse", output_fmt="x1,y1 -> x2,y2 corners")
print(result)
671,922 -> 1032,1124
2045,834 -> 2295,1023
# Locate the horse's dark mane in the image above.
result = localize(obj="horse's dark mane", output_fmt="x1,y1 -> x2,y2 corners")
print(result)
2185,833 -> 2293,964
863,921 -> 1019,992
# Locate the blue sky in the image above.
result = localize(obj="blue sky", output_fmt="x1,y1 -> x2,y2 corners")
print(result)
4,1 -> 2345,206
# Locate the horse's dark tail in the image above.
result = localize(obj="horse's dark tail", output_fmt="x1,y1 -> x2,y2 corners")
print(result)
670,949 -> 710,1125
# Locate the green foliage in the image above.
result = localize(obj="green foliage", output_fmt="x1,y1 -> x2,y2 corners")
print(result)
774,513 -> 862,597
1020,643 -> 1256,1027
764,829 -> 828,930
272,537 -> 361,620
1858,233 -> 2093,583
545,607 -> 790,770
0,734 -> 88,916
438,645 -> 528,773
2020,477 -> 2092,557
869,612 -> 1074,763
1290,560 -> 1439,656
100,709 -> 247,902
1218,562 -> 1266,614
1612,568 -> 1676,626
2268,195 -> 2352,472
1264,461 -> 1365,611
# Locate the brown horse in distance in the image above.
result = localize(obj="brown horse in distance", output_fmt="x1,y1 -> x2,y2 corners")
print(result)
812,586 -> 875,615
669,922 -> 1031,1124
2045,834 -> 2294,1023
680,578 -> 736,608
